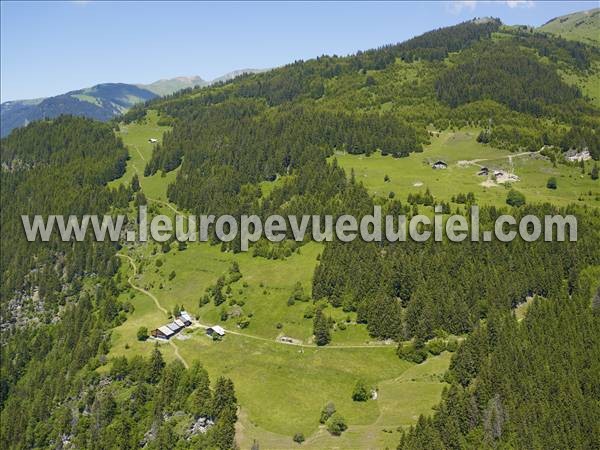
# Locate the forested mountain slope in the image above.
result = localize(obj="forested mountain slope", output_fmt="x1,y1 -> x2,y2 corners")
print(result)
127,15 -> 599,447
0,84 -> 159,137
1,13 -> 599,450
398,272 -> 600,449
0,70 -> 262,137
0,117 -> 238,449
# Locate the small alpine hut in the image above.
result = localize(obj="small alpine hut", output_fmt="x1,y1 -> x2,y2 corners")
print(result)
179,311 -> 193,326
151,325 -> 175,340
206,325 -> 226,337
167,321 -> 182,333
432,160 -> 448,169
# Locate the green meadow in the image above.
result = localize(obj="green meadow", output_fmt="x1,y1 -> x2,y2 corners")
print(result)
333,129 -> 599,208
108,110 -> 177,200
109,238 -> 450,447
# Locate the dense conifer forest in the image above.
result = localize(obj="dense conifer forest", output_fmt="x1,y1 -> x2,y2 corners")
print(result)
0,118 -> 238,449
1,13 -> 599,449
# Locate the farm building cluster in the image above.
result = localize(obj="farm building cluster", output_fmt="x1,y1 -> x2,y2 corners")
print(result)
565,149 -> 591,162
492,169 -> 520,183
476,166 -> 520,183
151,311 -> 193,340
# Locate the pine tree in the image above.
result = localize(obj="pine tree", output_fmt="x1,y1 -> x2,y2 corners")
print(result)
211,377 -> 237,419
352,379 -> 370,401
190,372 -> 212,418
210,405 -> 237,450
148,344 -> 165,384
313,308 -> 331,346
131,174 -> 141,192
592,286 -> 600,315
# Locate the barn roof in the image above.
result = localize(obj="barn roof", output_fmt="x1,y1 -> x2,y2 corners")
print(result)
208,325 -> 226,336
167,322 -> 182,332
158,325 -> 175,336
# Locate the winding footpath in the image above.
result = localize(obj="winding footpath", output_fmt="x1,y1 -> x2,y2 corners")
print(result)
117,253 -> 167,314
118,252 -> 394,351
120,162 -> 398,352
117,252 -> 189,368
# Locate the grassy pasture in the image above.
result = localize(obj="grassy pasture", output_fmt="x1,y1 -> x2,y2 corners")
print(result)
334,130 -> 599,208
109,110 -> 177,200
109,241 -> 451,446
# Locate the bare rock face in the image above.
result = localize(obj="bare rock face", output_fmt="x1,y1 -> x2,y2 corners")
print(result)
188,416 -> 215,436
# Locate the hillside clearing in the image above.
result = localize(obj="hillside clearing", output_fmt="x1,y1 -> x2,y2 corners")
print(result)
334,130 -> 600,207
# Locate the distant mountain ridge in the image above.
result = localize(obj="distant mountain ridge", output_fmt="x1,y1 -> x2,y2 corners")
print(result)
138,76 -> 206,96
1,69 -> 263,137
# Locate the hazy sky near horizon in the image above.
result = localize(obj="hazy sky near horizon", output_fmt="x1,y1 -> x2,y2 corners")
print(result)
1,1 -> 597,102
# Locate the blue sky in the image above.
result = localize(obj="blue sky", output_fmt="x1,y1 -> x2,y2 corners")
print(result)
1,1 -> 596,102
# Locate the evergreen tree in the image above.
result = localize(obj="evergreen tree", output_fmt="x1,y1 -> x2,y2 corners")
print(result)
326,413 -> 347,436
352,379 -> 370,401
148,344 -> 165,384
211,377 -> 237,419
131,173 -> 141,192
313,308 -> 331,346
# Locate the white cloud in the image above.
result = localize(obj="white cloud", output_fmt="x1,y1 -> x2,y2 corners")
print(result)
447,1 -> 536,15
447,1 -> 478,14
505,1 -> 535,8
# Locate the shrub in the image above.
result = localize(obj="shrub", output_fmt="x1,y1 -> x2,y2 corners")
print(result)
426,338 -> 447,355
506,189 -> 526,207
303,306 -> 315,319
237,316 -> 250,329
446,337 -> 459,352
326,413 -> 347,436
546,177 -> 557,189
293,433 -> 305,444
397,342 -> 428,363
220,308 -> 228,321
137,326 -> 148,341
288,282 -> 308,305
